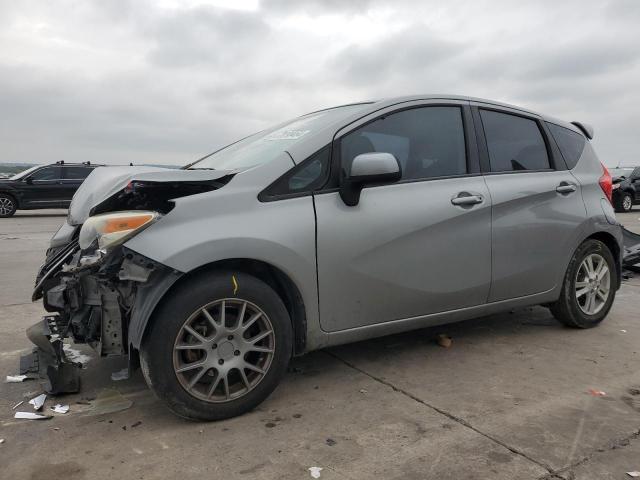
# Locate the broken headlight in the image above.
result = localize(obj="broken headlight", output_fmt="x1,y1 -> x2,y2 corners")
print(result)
78,211 -> 160,251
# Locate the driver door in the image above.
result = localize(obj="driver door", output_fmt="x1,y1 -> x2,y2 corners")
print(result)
314,101 -> 492,332
21,166 -> 65,207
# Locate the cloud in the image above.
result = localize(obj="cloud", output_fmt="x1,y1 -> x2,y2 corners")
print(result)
0,0 -> 638,166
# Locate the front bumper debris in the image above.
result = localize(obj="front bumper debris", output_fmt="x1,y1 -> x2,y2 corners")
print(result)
623,227 -> 640,271
23,241 -> 179,396
20,316 -> 81,394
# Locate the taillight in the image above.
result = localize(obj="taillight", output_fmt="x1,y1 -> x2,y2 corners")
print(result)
599,163 -> 612,203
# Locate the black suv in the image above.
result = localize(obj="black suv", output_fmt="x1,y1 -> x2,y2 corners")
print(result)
612,166 -> 640,213
0,161 -> 100,217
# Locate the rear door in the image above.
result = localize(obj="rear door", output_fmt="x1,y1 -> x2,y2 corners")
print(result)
630,167 -> 640,201
61,166 -> 94,203
314,100 -> 492,332
472,104 -> 587,301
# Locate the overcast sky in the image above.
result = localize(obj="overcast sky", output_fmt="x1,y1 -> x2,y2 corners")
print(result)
1,0 -> 639,166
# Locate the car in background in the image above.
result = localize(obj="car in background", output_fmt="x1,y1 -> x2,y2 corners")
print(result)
611,166 -> 640,212
0,161 -> 100,217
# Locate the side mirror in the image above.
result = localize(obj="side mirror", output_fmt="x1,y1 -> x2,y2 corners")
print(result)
25,177 -> 33,185
339,152 -> 401,206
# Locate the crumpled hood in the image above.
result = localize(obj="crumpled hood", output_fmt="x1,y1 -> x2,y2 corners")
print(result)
68,166 -> 234,225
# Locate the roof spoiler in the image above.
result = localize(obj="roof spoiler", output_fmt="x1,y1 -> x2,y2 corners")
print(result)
571,121 -> 594,140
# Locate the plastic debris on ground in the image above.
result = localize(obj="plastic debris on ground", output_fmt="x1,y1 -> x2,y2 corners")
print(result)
111,368 -> 129,381
62,344 -> 92,366
5,375 -> 29,383
0,439 -> 4,444
627,472 -> 640,478
588,389 -> 607,397
83,388 -> 133,416
12,400 -> 24,410
51,404 -> 70,414
309,466 -> 323,478
28,393 -> 47,410
14,412 -> 53,420
436,334 -> 453,348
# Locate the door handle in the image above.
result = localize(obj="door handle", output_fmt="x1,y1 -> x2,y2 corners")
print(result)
451,193 -> 484,206
556,182 -> 577,194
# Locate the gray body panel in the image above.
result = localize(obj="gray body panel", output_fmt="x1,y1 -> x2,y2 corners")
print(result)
67,166 -> 234,225
315,177 -> 491,332
56,95 -> 622,354
484,171 -> 587,301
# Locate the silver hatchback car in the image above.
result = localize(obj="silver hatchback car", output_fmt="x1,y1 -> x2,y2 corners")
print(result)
28,95 -> 622,420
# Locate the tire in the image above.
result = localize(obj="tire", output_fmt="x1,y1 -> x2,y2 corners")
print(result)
614,192 -> 633,213
549,239 -> 616,328
140,270 -> 293,421
0,194 -> 17,217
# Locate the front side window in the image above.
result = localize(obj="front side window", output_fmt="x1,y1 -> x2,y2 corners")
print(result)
29,166 -> 61,181
546,123 -> 585,169
340,106 -> 467,181
480,110 -> 550,172
260,146 -> 331,200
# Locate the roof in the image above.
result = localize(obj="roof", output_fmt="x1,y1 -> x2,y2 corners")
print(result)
362,95 -> 584,135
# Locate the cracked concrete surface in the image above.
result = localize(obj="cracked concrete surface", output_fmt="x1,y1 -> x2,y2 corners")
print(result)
0,209 -> 639,479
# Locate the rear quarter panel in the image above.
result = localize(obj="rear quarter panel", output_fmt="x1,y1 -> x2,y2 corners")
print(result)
569,142 -> 623,273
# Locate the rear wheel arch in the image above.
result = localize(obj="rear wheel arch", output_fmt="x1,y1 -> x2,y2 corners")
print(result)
139,258 -> 307,357
586,231 -> 621,289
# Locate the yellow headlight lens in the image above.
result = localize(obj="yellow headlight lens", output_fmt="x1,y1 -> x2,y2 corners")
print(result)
79,211 -> 160,250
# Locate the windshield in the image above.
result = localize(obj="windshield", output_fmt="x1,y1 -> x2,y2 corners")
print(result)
10,165 -> 41,180
188,104 -> 370,170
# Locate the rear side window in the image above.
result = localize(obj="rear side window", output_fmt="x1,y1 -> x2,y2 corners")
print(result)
340,106 -> 467,181
480,110 -> 550,172
546,123 -> 585,169
63,166 -> 93,180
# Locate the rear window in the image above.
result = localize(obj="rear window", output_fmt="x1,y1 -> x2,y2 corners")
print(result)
546,123 -> 585,169
480,110 -> 550,172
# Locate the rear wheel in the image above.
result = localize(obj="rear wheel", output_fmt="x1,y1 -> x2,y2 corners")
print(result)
614,192 -> 633,212
550,239 -> 616,328
0,194 -> 17,217
140,270 -> 292,421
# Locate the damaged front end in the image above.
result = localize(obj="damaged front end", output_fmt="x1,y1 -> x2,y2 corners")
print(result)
22,166 -> 233,394
23,244 -> 174,393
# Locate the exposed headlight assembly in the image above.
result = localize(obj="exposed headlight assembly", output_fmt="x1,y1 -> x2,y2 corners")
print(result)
79,211 -> 160,250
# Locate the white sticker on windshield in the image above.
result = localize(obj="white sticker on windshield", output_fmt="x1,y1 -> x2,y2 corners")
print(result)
263,129 -> 310,141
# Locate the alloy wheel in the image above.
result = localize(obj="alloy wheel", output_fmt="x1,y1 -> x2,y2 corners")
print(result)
173,298 -> 275,403
575,253 -> 610,315
623,195 -> 633,211
0,197 -> 14,216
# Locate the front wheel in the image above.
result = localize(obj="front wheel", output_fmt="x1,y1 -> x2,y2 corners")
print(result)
0,194 -> 17,217
550,239 -> 616,328
140,270 -> 293,421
